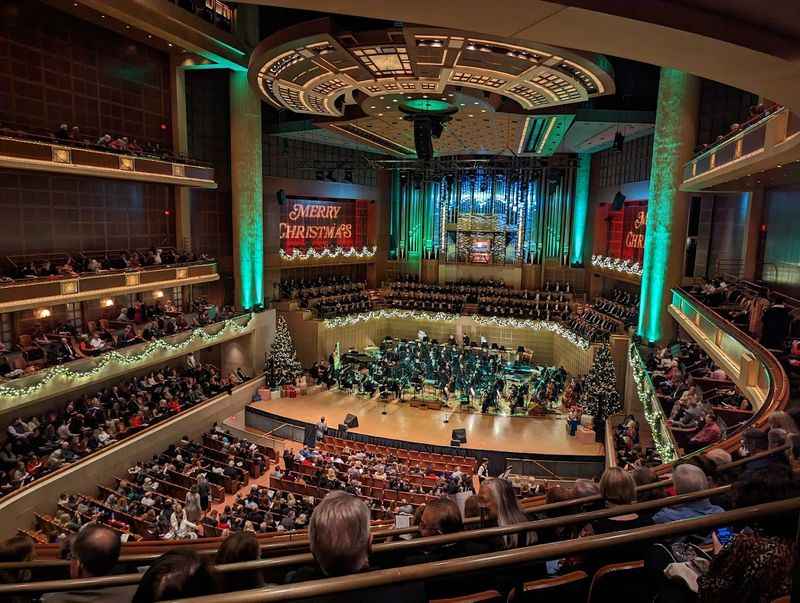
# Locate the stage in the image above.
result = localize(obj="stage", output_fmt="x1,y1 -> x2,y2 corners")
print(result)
245,388 -> 604,458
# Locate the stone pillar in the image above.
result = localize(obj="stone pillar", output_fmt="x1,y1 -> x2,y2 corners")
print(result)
570,153 -> 591,266
742,187 -> 764,280
637,68 -> 700,344
170,56 -> 192,252
230,70 -> 264,309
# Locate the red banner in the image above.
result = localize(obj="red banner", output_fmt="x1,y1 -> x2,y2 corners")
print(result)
605,200 -> 647,263
280,197 -> 368,253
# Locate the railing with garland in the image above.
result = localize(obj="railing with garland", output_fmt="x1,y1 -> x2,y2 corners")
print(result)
627,339 -> 678,462
321,309 -> 591,349
0,313 -> 254,411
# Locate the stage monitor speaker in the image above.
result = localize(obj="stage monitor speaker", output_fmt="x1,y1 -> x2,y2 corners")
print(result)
338,424 -> 348,432
344,414 -> 359,429
450,440 -> 461,447
452,428 -> 467,444
611,191 -> 626,211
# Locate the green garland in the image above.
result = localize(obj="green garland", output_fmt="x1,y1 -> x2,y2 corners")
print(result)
321,310 -> 589,349
628,340 -> 677,462
471,315 -> 590,349
0,314 -> 253,399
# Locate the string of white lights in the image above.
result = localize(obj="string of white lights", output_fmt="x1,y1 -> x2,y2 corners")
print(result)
0,314 -> 253,399
591,254 -> 642,277
279,246 -> 377,261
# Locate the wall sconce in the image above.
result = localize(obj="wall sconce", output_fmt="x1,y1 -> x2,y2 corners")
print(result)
35,308 -> 51,319
101,298 -> 114,308
153,290 -> 164,299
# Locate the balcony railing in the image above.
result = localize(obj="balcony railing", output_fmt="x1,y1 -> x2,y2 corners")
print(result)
665,287 -> 788,455
682,106 -> 800,189
0,262 -> 219,314
0,312 -> 254,413
0,134 -> 217,188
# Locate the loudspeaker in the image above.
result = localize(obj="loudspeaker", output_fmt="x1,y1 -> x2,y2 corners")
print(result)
452,428 -> 467,444
412,117 -> 434,161
611,191 -> 626,211
338,424 -> 349,432
276,189 -> 287,205
343,414 -> 359,429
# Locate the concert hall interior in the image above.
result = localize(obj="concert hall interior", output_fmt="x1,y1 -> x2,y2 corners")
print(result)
2,1 -> 800,602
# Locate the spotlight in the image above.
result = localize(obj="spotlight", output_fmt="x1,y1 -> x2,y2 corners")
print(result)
326,169 -> 336,181
315,170 -> 325,181
465,43 -> 477,51
613,131 -> 625,152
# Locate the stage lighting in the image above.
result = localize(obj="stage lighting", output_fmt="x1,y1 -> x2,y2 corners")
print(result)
326,169 -> 336,181
613,131 -> 625,152
315,170 -> 325,181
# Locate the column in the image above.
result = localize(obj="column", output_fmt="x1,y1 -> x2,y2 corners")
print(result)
230,70 -> 264,309
170,57 -> 192,251
569,153 -> 591,266
742,187 -> 764,280
637,68 -> 700,344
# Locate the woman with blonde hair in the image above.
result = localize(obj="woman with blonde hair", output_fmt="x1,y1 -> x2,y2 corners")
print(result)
478,477 -> 535,548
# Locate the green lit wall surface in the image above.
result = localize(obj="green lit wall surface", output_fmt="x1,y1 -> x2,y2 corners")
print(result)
569,153 -> 590,265
230,71 -> 264,309
637,68 -> 697,343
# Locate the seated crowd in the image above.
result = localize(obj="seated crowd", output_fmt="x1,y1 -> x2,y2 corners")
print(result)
1,247 -> 213,283
28,426 -> 272,543
387,278 -> 573,317
5,435 -> 799,602
0,357 -> 241,498
648,340 -> 756,453
0,120 -> 202,164
280,276 -> 371,319
567,288 -> 640,343
0,298 -> 237,379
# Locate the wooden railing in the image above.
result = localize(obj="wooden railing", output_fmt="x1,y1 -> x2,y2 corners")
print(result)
0,134 -> 217,188
2,491 -> 797,599
682,106 -> 800,190
0,262 -> 219,314
665,287 -> 789,457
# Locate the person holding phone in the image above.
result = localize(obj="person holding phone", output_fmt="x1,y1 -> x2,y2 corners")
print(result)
697,466 -> 798,603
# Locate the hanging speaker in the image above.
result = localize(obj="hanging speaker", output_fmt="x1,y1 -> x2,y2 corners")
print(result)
277,189 -> 287,205
611,191 -> 626,211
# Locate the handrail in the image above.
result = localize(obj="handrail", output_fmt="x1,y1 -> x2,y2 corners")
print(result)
0,259 -> 217,289
687,106 -> 784,164
5,494 -> 797,599
168,497 -> 800,603
0,485 -> 733,591
671,287 -> 790,455
628,341 -> 679,463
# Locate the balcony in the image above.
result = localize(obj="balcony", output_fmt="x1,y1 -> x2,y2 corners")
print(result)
681,106 -> 800,191
0,312 -> 254,414
0,134 -> 217,188
665,288 -> 788,453
0,262 -> 219,314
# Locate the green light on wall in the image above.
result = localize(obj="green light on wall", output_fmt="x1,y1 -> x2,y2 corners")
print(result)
570,153 -> 590,265
637,68 -> 694,343
230,71 -> 264,309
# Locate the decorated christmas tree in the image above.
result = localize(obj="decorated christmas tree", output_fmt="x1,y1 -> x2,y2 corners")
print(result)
580,344 -> 622,420
265,315 -> 304,387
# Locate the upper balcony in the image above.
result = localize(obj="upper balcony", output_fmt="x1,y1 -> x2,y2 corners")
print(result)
681,106 -> 800,192
0,262 -> 219,314
0,129 -> 217,189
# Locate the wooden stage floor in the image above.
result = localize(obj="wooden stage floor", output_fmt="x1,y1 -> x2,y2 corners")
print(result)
249,389 -> 604,457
